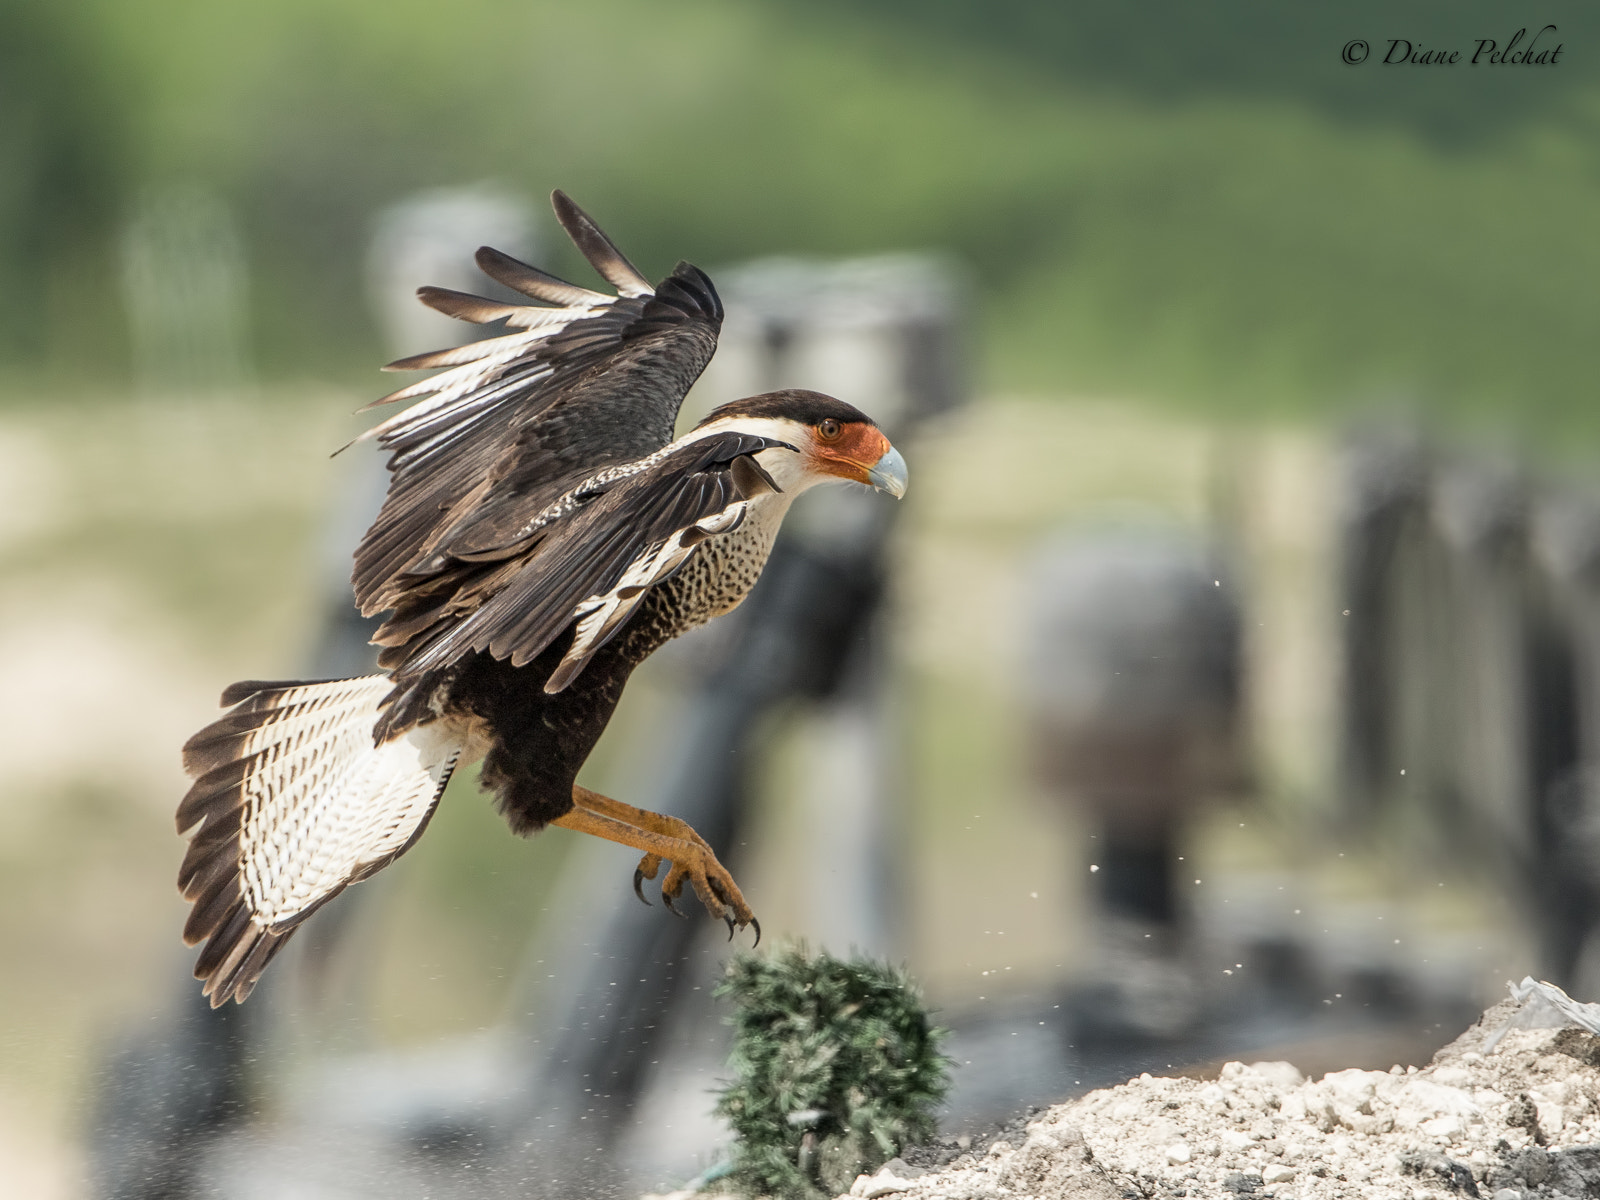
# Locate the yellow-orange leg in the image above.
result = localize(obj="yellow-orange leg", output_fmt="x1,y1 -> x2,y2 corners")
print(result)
570,789 -> 709,908
552,786 -> 759,942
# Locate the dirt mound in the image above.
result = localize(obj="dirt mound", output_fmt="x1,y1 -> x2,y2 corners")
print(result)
844,998 -> 1600,1199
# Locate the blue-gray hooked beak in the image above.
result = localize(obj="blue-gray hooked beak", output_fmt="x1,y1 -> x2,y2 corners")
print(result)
868,445 -> 908,499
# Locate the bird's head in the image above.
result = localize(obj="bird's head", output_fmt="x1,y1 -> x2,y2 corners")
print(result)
694,389 -> 908,499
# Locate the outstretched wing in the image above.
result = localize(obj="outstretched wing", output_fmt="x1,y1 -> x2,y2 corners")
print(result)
176,676 -> 459,1005
353,190 -> 724,617
375,431 -> 789,690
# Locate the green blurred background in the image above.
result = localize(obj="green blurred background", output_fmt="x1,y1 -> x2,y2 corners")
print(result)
7,0 -> 1600,427
4,0 -> 1598,1193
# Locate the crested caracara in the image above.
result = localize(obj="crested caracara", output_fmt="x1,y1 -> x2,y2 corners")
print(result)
175,191 -> 909,1006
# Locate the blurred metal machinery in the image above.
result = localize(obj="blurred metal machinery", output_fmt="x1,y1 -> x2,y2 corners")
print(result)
1023,528 -> 1243,1041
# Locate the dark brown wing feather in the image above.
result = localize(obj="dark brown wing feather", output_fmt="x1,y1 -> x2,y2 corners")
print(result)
474,245 -> 607,307
352,191 -> 724,618
374,431 -> 790,682
550,189 -> 653,297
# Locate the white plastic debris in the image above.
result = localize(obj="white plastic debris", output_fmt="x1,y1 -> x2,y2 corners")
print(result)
1485,976 -> 1600,1051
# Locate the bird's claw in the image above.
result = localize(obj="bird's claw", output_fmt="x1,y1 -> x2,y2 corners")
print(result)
632,853 -> 663,907
633,846 -> 757,938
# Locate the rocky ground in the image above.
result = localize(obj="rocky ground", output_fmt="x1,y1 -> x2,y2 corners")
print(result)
845,997 -> 1600,1200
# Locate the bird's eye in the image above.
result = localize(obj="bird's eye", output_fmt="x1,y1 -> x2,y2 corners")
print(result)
818,418 -> 842,442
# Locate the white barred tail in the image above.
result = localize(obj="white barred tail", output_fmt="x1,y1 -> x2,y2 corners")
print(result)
176,674 -> 460,1005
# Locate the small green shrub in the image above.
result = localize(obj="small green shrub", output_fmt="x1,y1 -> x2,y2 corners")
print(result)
714,946 -> 950,1199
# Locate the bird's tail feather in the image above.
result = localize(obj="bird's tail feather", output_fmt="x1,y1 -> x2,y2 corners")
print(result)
177,674 -> 458,1006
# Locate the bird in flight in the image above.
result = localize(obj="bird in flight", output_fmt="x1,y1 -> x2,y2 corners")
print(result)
175,192 -> 909,1006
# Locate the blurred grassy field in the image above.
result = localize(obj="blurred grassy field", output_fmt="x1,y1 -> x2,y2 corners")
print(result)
6,1 -> 1600,435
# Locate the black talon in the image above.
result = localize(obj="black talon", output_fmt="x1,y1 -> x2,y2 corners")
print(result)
750,917 -> 762,948
724,915 -> 736,941
632,867 -> 651,906
662,891 -> 687,918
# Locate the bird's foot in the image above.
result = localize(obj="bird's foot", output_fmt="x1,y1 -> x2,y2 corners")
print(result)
632,843 -> 755,937
560,786 -> 759,942
656,850 -> 757,940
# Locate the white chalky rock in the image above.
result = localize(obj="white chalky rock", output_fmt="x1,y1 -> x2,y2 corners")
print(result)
848,1168 -> 915,1198
1022,1132 -> 1059,1154
1421,1114 -> 1464,1140
1392,1078 -> 1479,1127
1322,1067 -> 1386,1109
867,993 -> 1600,1200
1250,1060 -> 1307,1090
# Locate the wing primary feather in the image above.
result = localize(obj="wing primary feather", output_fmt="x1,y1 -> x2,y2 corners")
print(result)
416,285 -> 522,325
382,332 -> 530,372
550,190 -> 654,298
474,246 -> 607,306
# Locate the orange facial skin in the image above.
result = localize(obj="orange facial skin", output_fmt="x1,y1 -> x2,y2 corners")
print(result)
808,421 -> 893,485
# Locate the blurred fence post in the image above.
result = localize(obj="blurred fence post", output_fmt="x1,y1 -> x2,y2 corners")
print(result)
1336,431 -> 1600,990
120,184 -> 252,400
1530,487 -> 1600,988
